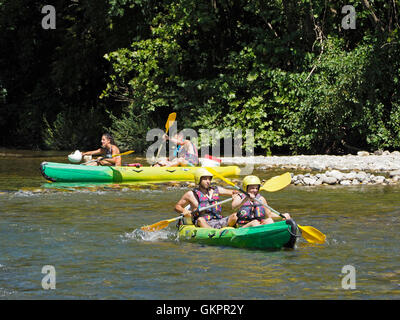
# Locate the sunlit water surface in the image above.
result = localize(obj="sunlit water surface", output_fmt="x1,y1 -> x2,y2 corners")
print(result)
0,150 -> 399,299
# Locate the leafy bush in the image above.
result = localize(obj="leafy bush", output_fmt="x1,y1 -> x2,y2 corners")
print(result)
43,107 -> 106,150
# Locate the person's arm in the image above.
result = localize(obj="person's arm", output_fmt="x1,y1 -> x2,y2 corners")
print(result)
82,148 -> 102,156
217,186 -> 239,197
167,135 -> 185,146
232,193 -> 248,211
258,196 -> 291,220
258,196 -> 274,219
175,192 -> 197,217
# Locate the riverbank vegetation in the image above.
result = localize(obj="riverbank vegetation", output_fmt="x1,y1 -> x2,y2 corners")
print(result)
1,0 -> 399,154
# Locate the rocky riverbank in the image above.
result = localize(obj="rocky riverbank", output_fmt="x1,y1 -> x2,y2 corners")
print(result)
291,170 -> 400,186
220,151 -> 400,186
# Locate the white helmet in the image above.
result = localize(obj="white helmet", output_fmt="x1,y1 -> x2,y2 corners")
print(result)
68,150 -> 82,163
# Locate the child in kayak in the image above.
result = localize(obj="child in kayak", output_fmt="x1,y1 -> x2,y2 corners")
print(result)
154,132 -> 199,167
232,175 -> 291,228
175,168 -> 238,228
82,133 -> 121,166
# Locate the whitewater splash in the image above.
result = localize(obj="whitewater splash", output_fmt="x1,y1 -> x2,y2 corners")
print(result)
123,227 -> 178,242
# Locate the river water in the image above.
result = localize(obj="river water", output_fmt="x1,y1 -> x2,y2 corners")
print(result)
0,149 -> 399,299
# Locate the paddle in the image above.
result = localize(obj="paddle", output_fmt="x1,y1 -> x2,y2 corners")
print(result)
141,197 -> 233,232
260,172 -> 292,192
206,168 -> 326,244
83,150 -> 134,165
206,168 -> 292,194
155,112 -> 177,161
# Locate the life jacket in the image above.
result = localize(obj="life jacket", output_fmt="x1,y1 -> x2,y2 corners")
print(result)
236,193 -> 266,226
192,187 -> 222,222
178,141 -> 199,166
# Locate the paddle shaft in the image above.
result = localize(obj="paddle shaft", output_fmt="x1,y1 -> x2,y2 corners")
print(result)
143,197 -> 233,230
174,197 -> 233,221
195,197 -> 232,213
156,113 -> 176,159
263,203 -> 286,220
83,150 -> 133,165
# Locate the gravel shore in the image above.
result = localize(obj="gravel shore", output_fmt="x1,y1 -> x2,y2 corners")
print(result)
220,151 -> 400,186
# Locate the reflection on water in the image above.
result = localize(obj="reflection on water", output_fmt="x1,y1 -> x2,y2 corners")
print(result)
1,149 -> 400,299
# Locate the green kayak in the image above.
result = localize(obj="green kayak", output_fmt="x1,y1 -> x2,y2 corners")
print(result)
178,219 -> 299,250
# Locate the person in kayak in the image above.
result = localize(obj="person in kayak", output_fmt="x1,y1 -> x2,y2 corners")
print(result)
154,132 -> 199,167
232,175 -> 291,228
82,133 -> 121,166
175,168 -> 238,228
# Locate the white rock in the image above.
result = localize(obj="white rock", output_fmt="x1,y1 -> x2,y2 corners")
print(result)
372,176 -> 385,183
326,170 -> 345,181
345,171 -> 357,180
340,180 -> 352,185
357,151 -> 370,156
389,170 -> 400,177
314,178 -> 323,186
303,177 -> 316,185
323,177 -> 337,185
355,171 -> 368,181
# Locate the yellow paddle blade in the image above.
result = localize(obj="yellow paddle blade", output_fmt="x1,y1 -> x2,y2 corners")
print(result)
141,216 -> 179,232
112,150 -> 134,158
141,221 -> 169,232
206,167 -> 237,188
155,113 -> 177,160
298,224 -> 326,244
208,168 -> 291,193
165,112 -> 177,134
260,172 -> 292,192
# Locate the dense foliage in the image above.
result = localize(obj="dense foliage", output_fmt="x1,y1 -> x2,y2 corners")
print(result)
1,0 -> 399,154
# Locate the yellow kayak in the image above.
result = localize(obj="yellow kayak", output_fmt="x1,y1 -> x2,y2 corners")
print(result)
40,162 -> 241,182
